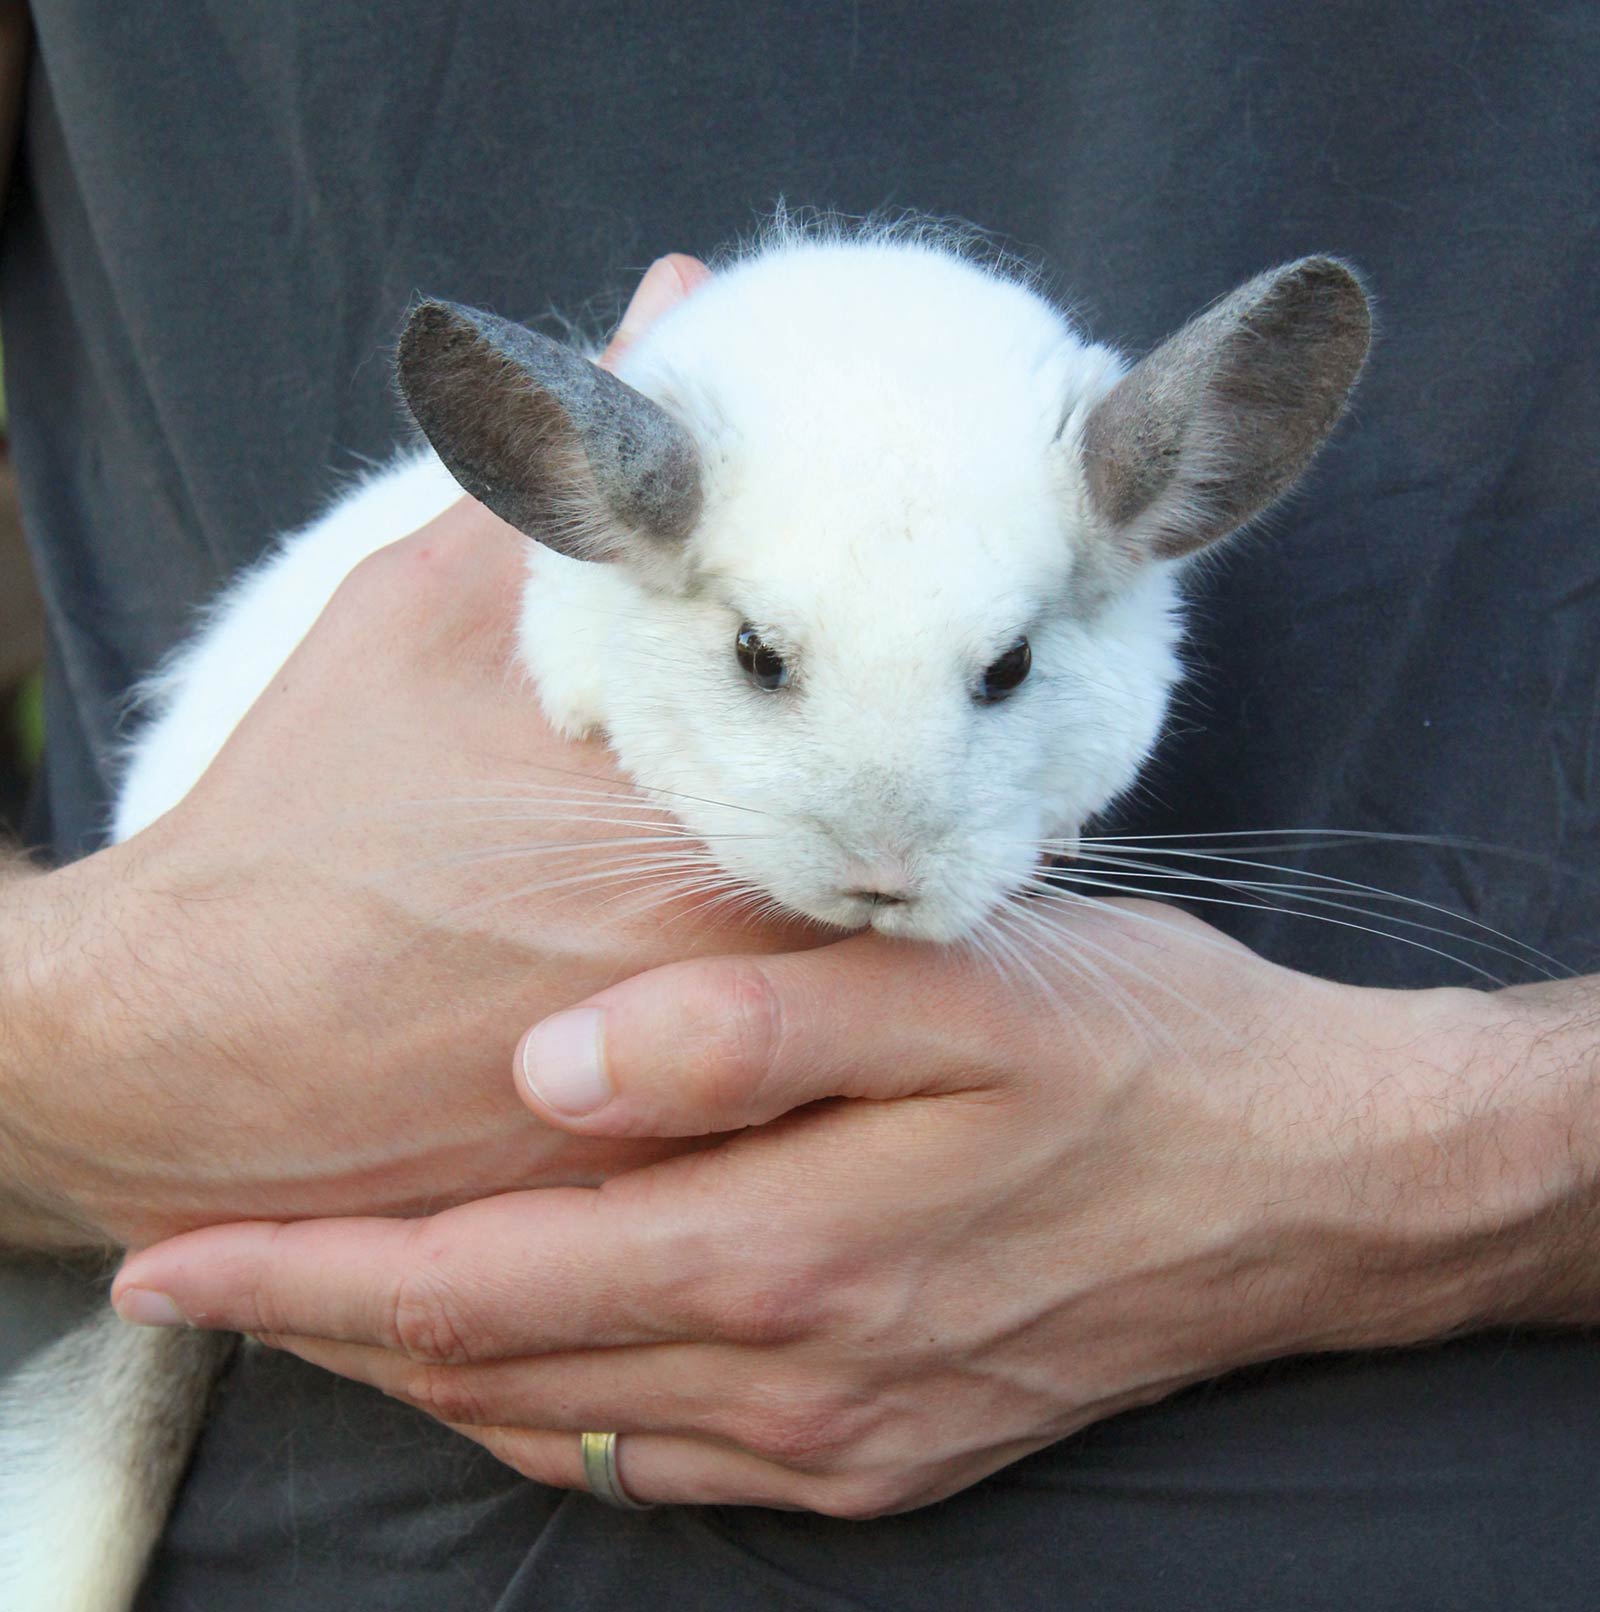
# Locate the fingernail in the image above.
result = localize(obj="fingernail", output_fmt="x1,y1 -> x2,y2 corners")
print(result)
520,1008 -> 612,1116
115,1288 -> 188,1328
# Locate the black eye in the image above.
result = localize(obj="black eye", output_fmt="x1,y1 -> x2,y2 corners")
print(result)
736,623 -> 790,691
977,637 -> 1031,703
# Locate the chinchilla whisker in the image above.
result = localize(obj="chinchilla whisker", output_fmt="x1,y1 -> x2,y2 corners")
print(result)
1017,875 -> 1269,973
1001,893 -> 1223,1047
407,808 -> 706,833
1066,855 -> 1561,979
631,878 -> 772,929
518,761 -> 780,820
392,787 -> 685,812
985,909 -> 1119,1051
972,905 -> 1059,1001
1066,844 -> 1564,974
1070,827 -> 1588,882
394,767 -> 780,824
1029,871 -> 1512,987
1057,829 -> 1528,876
364,790 -> 682,832
1042,860 -> 1527,977
429,852 -> 733,924
957,921 -> 1006,987
588,872 -> 730,919
981,905 -> 1124,1060
438,818 -> 715,841
965,912 -> 1030,995
602,862 -> 760,913
994,899 -> 1196,1067
378,836 -> 736,882
430,833 -> 727,864
589,884 -> 723,923
1024,870 -> 1250,980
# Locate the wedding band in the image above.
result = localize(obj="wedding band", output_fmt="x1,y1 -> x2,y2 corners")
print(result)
580,1430 -> 653,1509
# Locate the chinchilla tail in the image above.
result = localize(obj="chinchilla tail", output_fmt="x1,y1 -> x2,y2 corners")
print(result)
0,1309 -> 232,1612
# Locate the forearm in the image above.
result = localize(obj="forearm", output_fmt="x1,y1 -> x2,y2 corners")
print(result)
0,850 -> 108,1247
1461,976 -> 1600,1327
0,833 -> 230,1251
1296,976 -> 1600,1352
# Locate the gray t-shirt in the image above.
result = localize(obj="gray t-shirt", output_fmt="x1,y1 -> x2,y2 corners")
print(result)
4,2 -> 1598,1607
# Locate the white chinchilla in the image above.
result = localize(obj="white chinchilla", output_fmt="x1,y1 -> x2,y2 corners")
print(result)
0,219 -> 1370,1610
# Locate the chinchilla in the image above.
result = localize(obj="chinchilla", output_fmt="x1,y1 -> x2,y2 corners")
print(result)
0,217 -> 1369,1611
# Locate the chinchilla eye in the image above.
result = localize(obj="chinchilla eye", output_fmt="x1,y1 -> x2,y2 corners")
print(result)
977,637 -> 1031,703
736,623 -> 790,691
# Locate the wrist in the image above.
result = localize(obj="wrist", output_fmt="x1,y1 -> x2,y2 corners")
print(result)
1281,978 -> 1600,1350
1436,979 -> 1600,1328
0,855 -> 103,1245
0,840 -> 171,1248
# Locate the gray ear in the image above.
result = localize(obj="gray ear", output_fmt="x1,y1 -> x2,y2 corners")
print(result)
397,300 -> 703,561
1078,257 -> 1371,562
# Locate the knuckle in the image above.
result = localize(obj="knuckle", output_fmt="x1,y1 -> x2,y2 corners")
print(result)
381,521 -> 480,585
335,523 -> 479,626
338,536 -> 417,606
240,1226 -> 299,1336
677,958 -> 784,1113
395,1361 -> 489,1427
741,1390 -> 869,1470
390,1255 -> 475,1367
241,1276 -> 285,1339
719,1255 -> 829,1347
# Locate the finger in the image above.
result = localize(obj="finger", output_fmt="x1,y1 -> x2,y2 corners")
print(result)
451,1424 -> 997,1518
598,254 -> 710,370
111,1185 -> 729,1359
452,1424 -> 813,1511
261,1330 -> 892,1483
262,1333 -> 739,1440
515,937 -> 1005,1137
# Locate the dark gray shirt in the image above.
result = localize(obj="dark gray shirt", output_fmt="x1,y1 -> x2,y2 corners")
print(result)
4,2 -> 1598,1607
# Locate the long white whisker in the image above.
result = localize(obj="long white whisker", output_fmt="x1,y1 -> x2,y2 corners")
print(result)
1003,893 -> 1226,1048
1030,871 -> 1512,987
982,905 -> 1120,1066
1061,844 -> 1564,975
432,852 -> 737,924
1062,859 -> 1558,979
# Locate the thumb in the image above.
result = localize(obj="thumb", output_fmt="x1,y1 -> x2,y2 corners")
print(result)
513,939 -> 987,1137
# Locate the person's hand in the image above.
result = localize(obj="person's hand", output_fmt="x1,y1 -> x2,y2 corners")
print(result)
112,904 -> 1583,1514
2,253 -> 826,1249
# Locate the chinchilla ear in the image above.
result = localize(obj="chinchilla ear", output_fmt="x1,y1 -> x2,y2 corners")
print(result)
397,299 -> 703,561
1077,257 -> 1371,562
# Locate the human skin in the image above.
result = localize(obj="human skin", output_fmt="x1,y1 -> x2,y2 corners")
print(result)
104,264 -> 1600,1517
0,255 -> 817,1251
114,910 -> 1600,1516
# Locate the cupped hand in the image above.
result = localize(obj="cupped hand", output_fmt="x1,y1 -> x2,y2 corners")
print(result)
4,253 -> 829,1248
112,903 -> 1511,1514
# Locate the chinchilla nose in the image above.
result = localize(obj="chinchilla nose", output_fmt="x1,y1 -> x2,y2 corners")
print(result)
844,887 -> 910,907
839,852 -> 919,906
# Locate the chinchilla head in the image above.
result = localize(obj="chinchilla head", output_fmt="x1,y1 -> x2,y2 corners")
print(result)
399,232 -> 1370,943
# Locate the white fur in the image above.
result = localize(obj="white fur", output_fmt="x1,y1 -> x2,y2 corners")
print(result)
1,229 -> 1195,1610
0,1319 -> 226,1612
527,237 -> 1180,941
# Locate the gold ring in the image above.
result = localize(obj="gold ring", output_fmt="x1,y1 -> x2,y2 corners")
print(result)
580,1430 -> 653,1509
